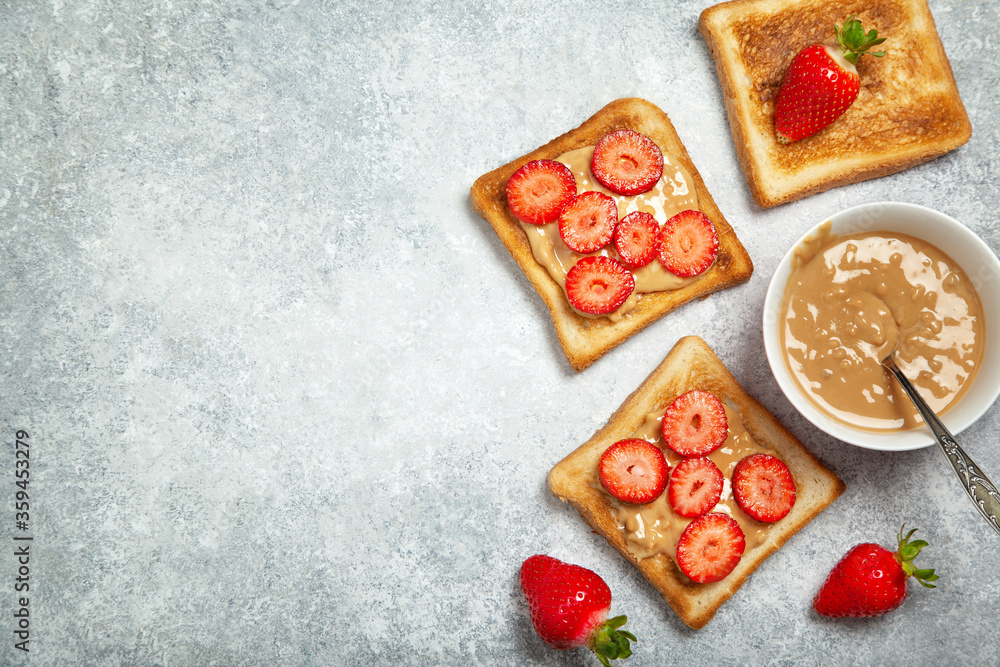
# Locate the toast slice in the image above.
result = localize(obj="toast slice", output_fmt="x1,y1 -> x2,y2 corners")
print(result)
699,0 -> 972,208
548,336 -> 845,629
471,98 -> 753,371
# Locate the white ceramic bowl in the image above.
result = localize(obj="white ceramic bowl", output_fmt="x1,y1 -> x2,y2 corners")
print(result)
763,202 -> 1000,451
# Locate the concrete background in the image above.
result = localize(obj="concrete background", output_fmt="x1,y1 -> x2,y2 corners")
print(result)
2,0 -> 999,664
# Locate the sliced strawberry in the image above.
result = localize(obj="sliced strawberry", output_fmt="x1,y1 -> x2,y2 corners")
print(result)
661,390 -> 728,457
657,210 -> 719,277
613,211 -> 660,268
599,439 -> 669,505
565,256 -> 635,316
732,454 -> 796,522
590,129 -> 664,196
558,191 -> 618,253
676,513 -> 746,584
505,159 -> 577,225
667,457 -> 724,518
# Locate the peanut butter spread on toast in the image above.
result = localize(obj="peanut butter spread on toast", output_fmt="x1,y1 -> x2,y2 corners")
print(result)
609,404 -> 773,569
519,145 -> 702,320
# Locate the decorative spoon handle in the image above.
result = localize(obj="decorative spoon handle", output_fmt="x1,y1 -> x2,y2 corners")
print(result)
882,357 -> 1000,537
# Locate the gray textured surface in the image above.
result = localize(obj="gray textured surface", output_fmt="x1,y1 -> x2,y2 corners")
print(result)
2,0 -> 999,664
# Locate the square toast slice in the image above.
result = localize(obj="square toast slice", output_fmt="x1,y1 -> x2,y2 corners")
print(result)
471,98 -> 753,371
548,336 -> 845,629
699,0 -> 972,208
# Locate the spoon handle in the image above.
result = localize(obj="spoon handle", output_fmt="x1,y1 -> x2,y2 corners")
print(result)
882,358 -> 1000,537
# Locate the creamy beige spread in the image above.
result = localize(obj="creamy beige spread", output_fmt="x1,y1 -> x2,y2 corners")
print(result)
781,229 -> 984,431
519,145 -> 702,321
608,404 -> 773,569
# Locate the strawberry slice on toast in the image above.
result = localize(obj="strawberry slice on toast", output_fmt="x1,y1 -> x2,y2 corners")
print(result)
590,129 -> 664,196
505,159 -> 578,225
661,389 -> 728,457
613,211 -> 660,268
559,191 -> 618,254
657,210 -> 719,278
732,454 -> 796,522
667,456 -> 724,518
599,439 -> 669,505
676,513 -> 746,584
565,256 -> 635,316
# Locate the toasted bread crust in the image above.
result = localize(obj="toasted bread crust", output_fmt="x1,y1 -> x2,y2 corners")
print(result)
699,0 -> 972,208
470,99 -> 753,371
548,336 -> 846,629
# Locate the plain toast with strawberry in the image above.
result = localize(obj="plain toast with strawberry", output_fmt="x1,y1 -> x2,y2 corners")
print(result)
548,336 -> 845,629
699,0 -> 972,208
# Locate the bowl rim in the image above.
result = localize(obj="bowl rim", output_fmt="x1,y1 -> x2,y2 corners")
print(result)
763,201 -> 1000,451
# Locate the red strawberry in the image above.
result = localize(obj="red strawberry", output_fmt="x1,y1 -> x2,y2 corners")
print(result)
613,211 -> 660,268
676,513 -> 746,584
732,454 -> 797,522
667,457 -> 724,518
565,256 -> 635,316
657,210 -> 719,278
814,527 -> 938,618
520,555 -> 636,665
505,159 -> 577,225
559,191 -> 618,253
661,390 -> 728,457
590,129 -> 664,196
775,16 -> 887,143
599,439 -> 669,505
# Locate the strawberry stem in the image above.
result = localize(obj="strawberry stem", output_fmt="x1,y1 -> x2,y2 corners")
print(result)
589,615 -> 636,667
895,526 -> 939,589
835,15 -> 887,65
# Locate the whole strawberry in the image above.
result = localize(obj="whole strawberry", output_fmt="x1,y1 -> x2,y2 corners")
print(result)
520,555 -> 635,665
775,15 -> 886,143
813,527 -> 938,618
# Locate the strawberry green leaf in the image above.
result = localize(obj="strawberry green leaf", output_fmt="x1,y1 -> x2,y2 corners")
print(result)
894,526 -> 938,587
835,15 -> 888,65
589,615 -> 636,666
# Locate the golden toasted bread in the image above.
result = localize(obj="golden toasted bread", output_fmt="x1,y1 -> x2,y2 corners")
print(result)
470,98 -> 753,371
548,336 -> 845,629
699,0 -> 972,208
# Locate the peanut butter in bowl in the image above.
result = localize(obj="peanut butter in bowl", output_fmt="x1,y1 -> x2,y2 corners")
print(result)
763,203 -> 1000,451
782,230 -> 984,431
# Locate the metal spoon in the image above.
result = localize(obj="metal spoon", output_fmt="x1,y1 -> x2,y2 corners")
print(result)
872,299 -> 1000,537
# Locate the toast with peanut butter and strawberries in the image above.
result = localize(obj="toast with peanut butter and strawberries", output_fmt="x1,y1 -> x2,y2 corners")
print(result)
699,0 -> 971,208
548,336 -> 845,629
470,98 -> 753,371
